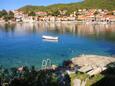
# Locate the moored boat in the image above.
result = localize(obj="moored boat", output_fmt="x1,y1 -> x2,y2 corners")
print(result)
42,35 -> 58,40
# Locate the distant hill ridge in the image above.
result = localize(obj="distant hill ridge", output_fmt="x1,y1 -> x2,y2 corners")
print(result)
18,0 -> 115,12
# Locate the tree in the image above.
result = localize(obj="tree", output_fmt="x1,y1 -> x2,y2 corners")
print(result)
65,10 -> 72,16
9,11 -> 14,19
51,10 -> 60,16
0,11 -> 2,18
28,11 -> 36,16
93,11 -> 99,21
3,15 -> 9,21
1,9 -> 8,16
2,11 -> 14,21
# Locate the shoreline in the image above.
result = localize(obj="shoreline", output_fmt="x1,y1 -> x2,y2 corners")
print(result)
0,20 -> 115,24
71,54 -> 115,67
0,54 -> 115,69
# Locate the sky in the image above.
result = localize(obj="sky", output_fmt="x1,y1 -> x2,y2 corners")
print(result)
0,0 -> 82,10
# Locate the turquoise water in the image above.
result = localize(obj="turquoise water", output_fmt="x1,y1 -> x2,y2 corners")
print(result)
0,23 -> 115,68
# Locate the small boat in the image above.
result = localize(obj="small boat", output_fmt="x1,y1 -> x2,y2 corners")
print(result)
42,35 -> 58,40
43,39 -> 58,43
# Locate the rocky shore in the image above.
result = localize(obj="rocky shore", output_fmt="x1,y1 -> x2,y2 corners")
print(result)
71,54 -> 115,67
71,55 -> 115,86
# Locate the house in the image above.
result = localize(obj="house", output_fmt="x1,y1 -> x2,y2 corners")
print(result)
61,16 -> 68,21
35,12 -> 48,16
96,15 -> 106,22
0,18 -> 5,22
68,16 -> 76,21
56,17 -> 62,21
22,16 -> 36,23
49,16 -> 56,21
104,15 -> 115,22
77,15 -> 86,21
113,10 -> 115,15
14,11 -> 25,22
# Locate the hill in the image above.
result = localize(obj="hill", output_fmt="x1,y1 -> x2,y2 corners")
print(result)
18,0 -> 115,13
83,0 -> 115,10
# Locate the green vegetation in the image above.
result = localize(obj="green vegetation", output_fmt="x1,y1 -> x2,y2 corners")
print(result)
28,11 -> 36,16
70,72 -> 88,86
70,72 -> 88,80
0,66 -> 71,86
51,10 -> 60,16
83,0 -> 115,10
86,74 -> 104,86
18,0 -> 115,14
0,10 -> 14,21
70,72 -> 104,86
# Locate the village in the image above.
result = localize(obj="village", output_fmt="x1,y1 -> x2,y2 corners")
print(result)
0,9 -> 115,23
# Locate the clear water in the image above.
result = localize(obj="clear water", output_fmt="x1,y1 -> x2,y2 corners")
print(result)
0,22 -> 115,68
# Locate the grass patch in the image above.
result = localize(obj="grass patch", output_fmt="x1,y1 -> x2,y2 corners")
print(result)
86,74 -> 104,86
70,72 -> 88,86
70,72 -> 104,86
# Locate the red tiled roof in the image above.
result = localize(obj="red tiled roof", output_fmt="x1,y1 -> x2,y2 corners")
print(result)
35,12 -> 47,15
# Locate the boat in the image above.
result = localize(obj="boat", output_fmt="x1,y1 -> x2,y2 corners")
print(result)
43,39 -> 58,43
42,35 -> 58,40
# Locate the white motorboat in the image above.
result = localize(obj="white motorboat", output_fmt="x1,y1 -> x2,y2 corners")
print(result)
42,35 -> 58,40
43,39 -> 58,43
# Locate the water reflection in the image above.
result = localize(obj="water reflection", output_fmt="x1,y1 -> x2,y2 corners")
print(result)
42,39 -> 58,43
0,22 -> 115,42
0,22 -> 115,68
